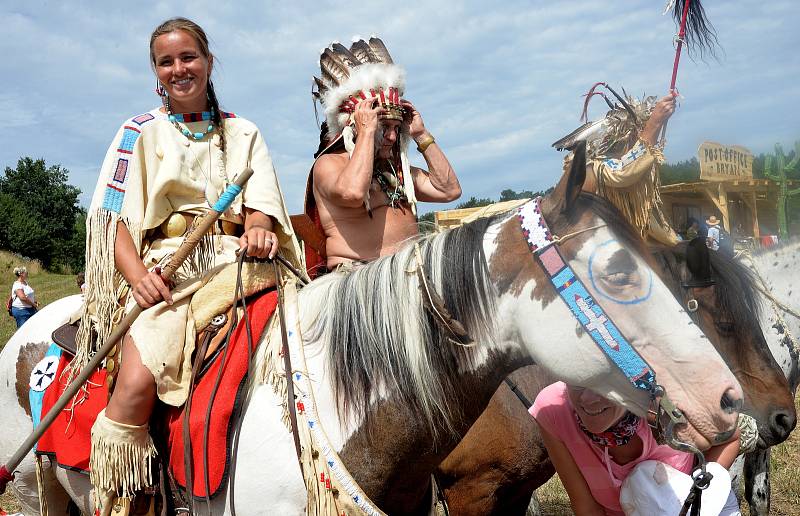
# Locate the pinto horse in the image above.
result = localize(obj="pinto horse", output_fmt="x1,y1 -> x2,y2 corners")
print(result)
438,241 -> 797,515
0,147 -> 743,515
735,241 -> 800,515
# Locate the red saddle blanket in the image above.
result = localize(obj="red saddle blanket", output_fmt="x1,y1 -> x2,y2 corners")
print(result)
35,290 -> 278,501
167,290 -> 278,499
36,357 -> 109,471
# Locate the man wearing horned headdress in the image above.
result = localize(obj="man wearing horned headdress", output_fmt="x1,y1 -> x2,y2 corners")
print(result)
302,38 -> 461,274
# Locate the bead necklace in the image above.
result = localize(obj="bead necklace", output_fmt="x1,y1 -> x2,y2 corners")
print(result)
372,158 -> 408,208
164,94 -> 215,140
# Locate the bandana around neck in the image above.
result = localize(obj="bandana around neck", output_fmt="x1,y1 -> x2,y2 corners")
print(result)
575,410 -> 640,448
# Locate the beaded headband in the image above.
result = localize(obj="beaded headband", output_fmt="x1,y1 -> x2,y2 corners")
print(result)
312,37 -> 406,136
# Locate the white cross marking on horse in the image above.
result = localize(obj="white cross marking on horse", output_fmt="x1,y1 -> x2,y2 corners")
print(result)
575,295 -> 619,351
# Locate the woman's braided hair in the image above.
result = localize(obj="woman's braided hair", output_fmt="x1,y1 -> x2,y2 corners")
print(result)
150,17 -> 226,151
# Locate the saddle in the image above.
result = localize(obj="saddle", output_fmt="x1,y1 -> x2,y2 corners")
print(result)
36,291 -> 279,503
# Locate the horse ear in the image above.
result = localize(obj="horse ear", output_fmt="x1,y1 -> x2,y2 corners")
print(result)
561,141 -> 586,214
542,141 -> 586,216
683,237 -> 715,288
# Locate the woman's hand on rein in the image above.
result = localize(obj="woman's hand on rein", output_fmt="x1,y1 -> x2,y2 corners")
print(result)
239,226 -> 279,260
132,268 -> 173,308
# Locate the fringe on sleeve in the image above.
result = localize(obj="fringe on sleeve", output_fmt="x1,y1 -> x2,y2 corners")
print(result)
71,210 -> 142,373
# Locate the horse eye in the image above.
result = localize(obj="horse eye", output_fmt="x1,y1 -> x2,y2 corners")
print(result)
715,321 -> 736,335
603,272 -> 630,287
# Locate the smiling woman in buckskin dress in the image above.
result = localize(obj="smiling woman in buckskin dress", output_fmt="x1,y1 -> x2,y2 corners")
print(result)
74,17 -> 301,514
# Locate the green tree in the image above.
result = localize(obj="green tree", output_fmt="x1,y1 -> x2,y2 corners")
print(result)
0,158 -> 82,268
51,208 -> 87,272
455,196 -> 494,209
660,158 -> 700,185
499,187 -> 553,201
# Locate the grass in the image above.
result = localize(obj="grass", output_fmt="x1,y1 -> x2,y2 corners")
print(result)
0,490 -> 20,513
1,250 -> 79,348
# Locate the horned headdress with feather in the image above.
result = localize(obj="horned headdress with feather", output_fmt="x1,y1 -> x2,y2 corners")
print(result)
312,36 -> 417,214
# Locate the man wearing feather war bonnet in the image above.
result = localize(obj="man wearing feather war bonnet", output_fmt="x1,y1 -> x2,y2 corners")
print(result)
302,37 -> 461,275
553,87 -> 680,245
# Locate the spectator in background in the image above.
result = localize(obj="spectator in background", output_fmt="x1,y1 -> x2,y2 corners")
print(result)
685,217 -> 700,240
11,266 -> 38,328
76,271 -> 86,294
706,216 -> 721,251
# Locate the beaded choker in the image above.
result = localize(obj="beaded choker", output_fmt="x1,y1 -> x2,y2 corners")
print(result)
575,410 -> 640,448
168,109 -> 216,140
162,93 -> 215,140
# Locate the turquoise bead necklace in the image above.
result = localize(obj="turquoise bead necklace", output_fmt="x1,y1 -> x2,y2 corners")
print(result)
163,93 -> 215,140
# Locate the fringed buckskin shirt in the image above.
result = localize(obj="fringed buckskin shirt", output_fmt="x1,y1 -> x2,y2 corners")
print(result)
75,108 -> 302,405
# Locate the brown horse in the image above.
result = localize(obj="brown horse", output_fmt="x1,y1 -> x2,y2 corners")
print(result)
438,241 -> 797,515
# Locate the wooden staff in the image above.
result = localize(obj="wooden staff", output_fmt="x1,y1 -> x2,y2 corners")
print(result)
0,168 -> 254,493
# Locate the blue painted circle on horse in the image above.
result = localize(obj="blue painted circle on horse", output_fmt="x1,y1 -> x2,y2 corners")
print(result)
588,239 -> 653,305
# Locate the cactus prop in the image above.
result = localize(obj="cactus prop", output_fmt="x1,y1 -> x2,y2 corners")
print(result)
764,141 -> 800,240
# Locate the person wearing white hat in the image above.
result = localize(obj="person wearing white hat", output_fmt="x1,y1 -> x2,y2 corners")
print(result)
706,215 -> 721,251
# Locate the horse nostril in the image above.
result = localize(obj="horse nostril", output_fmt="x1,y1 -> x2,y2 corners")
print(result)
720,389 -> 743,414
771,410 -> 797,439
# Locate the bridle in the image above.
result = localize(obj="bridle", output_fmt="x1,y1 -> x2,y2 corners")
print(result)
415,198 -> 713,512
423,198 -> 710,467
517,198 -> 713,497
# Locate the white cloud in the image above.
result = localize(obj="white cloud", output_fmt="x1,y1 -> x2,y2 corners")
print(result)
1,0 -> 798,215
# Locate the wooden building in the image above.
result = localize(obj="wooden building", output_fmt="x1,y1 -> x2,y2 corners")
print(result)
660,142 -> 798,240
434,142 -> 797,241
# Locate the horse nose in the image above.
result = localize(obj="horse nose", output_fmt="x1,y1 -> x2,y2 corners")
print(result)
770,409 -> 797,442
720,388 -> 743,414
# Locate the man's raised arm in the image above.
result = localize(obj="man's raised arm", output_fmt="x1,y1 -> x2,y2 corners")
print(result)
313,99 -> 383,207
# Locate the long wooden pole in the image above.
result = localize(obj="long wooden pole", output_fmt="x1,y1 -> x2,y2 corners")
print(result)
0,168 -> 253,493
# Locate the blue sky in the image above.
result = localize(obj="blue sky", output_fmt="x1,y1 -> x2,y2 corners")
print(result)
1,0 -> 798,214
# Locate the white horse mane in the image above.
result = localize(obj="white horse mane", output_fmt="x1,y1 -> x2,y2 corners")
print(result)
298,218 -> 499,437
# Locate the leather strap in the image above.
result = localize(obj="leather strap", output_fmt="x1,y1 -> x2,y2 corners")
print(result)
182,325 -> 218,514
274,261 -> 304,473
503,377 -> 533,408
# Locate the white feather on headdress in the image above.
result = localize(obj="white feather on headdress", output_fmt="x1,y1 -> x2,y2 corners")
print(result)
313,37 -> 406,137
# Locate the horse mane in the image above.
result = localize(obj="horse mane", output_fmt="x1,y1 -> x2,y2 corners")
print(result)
297,192 -> 658,436
548,192 -> 654,262
652,243 -> 763,344
299,216 -> 498,437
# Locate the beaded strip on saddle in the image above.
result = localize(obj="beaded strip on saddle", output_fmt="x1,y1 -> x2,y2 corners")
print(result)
262,279 -> 389,516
